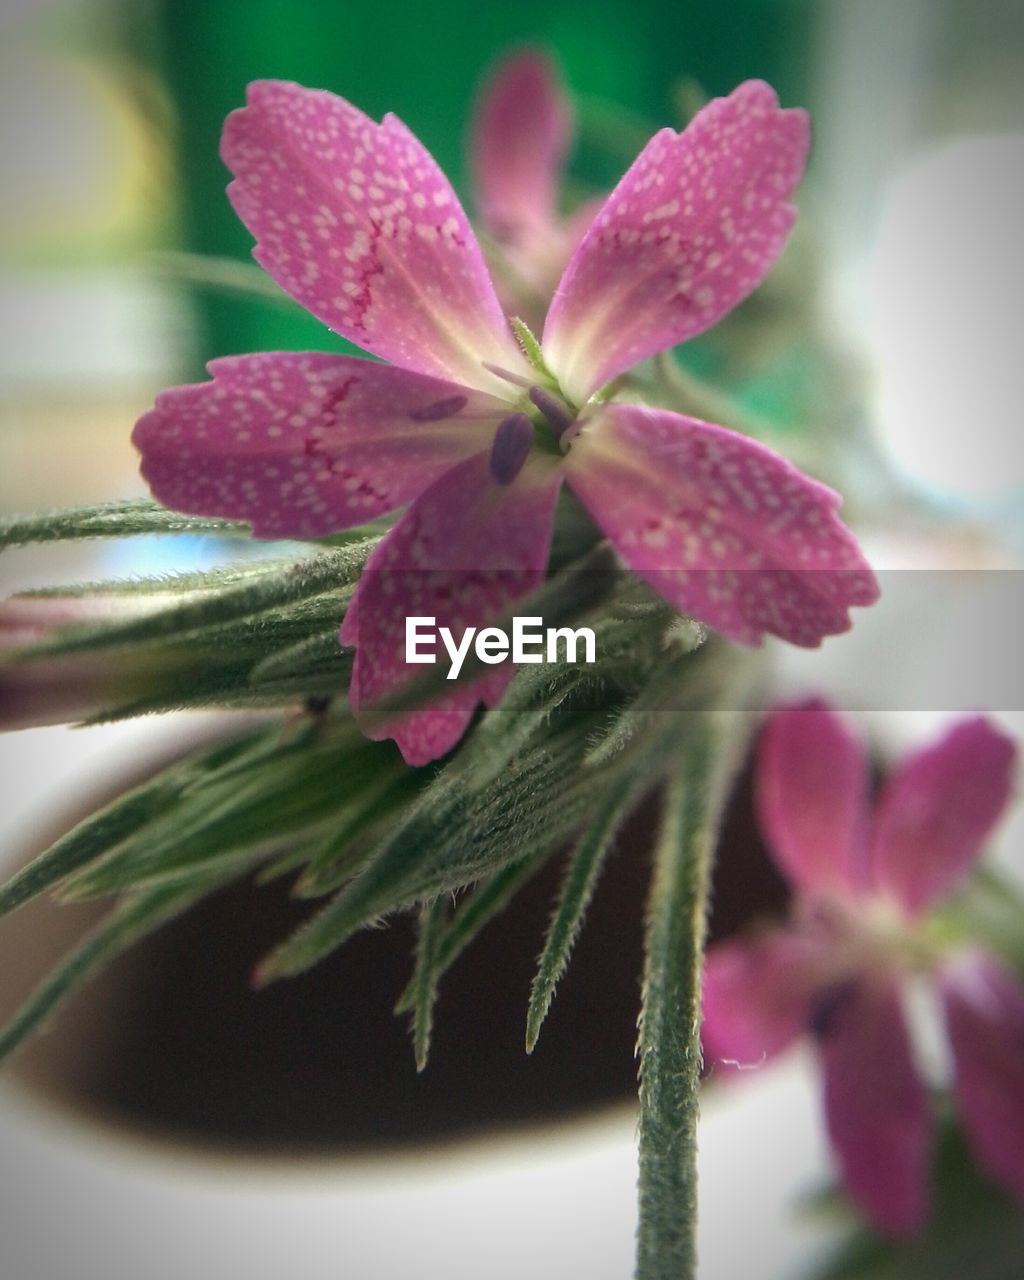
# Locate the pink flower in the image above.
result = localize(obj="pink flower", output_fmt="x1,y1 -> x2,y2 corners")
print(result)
133,78 -> 878,766
702,702 -> 1023,1237
0,593 -> 195,728
469,50 -> 600,320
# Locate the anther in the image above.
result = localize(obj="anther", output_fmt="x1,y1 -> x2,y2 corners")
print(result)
408,395 -> 468,422
489,414 -> 535,485
808,980 -> 858,1040
529,385 -> 576,437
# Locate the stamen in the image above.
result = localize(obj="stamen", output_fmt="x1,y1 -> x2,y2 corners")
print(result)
481,361 -> 535,390
808,979 -> 858,1040
529,385 -> 576,437
489,414 -> 535,485
408,395 -> 468,422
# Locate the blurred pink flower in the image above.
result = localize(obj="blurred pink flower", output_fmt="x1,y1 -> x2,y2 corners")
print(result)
134,78 -> 878,765
469,49 -> 600,321
702,702 -> 1023,1237
0,593 -> 192,729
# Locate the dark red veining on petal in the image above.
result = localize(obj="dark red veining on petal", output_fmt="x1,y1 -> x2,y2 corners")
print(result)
349,218 -> 387,338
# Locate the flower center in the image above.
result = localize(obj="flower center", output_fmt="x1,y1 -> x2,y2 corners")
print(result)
528,385 -> 576,440
804,895 -> 947,981
480,357 -> 581,462
488,413 -> 535,484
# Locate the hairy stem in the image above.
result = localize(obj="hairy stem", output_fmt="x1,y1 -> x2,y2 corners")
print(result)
634,713 -> 746,1280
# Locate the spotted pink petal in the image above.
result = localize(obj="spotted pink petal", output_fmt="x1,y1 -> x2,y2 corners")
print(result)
133,353 -> 507,538
562,403 -> 879,647
816,978 -> 932,1238
221,81 -> 530,394
340,453 -> 563,765
701,930 -> 832,1071
490,193 -> 604,328
471,50 -> 571,241
870,717 -> 1017,915
543,80 -> 810,404
941,953 -> 1024,1204
756,699 -> 870,898
562,194 -> 604,254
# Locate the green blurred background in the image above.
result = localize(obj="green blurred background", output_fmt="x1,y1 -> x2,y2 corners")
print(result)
2,0 -> 1023,506
151,0 -> 810,359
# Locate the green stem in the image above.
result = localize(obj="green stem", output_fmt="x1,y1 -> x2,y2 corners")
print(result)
635,713 -> 745,1280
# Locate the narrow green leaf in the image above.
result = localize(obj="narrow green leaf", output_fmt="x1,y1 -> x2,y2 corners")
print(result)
457,610 -> 658,788
0,876 -> 226,1064
178,718 -> 331,796
409,895 -> 448,1071
525,771 -> 638,1052
247,654 -> 352,699
296,768 -> 421,897
248,630 -> 347,682
315,518 -> 396,546
635,714 -> 747,1280
0,726 -> 269,916
60,736 -> 387,897
585,707 -> 642,768
462,700 -> 566,790
83,655 -> 350,722
583,653 -> 692,768
18,559 -> 296,599
262,666 -> 693,987
66,597 -> 352,725
255,844 -> 319,886
25,544 -> 373,657
393,854 -> 547,1014
0,776 -> 179,916
256,722 -> 605,983
457,675 -> 599,794
0,499 -> 249,546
